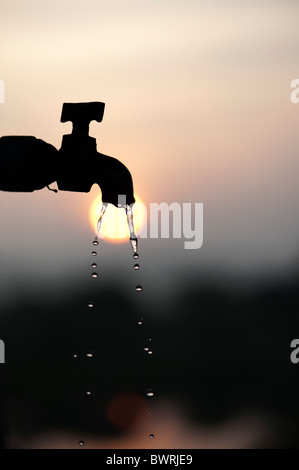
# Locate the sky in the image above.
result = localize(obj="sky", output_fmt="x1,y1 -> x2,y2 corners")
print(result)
2,0 -> 299,450
1,0 -> 299,298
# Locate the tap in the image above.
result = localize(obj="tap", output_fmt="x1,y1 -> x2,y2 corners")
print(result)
0,102 -> 135,207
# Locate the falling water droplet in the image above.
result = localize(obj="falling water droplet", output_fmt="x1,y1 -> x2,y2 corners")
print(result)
91,272 -> 98,278
133,253 -> 139,260
147,350 -> 153,355
92,251 -> 97,256
134,264 -> 140,270
144,344 -> 149,351
138,318 -> 143,325
146,389 -> 155,398
91,263 -> 97,268
86,352 -> 93,358
126,204 -> 139,256
136,285 -> 143,292
149,434 -> 154,439
97,202 -> 108,234
88,301 -> 94,308
93,240 -> 99,246
86,391 -> 92,396
78,440 -> 85,446
130,237 -> 138,256
73,354 -> 78,358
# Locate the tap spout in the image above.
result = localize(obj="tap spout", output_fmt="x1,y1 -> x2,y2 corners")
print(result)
95,152 -> 135,207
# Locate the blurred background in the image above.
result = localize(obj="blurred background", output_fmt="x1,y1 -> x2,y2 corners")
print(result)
1,0 -> 299,448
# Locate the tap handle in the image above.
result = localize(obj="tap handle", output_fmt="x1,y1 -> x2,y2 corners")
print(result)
60,102 -> 105,136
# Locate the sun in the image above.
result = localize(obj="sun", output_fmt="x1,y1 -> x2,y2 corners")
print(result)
89,193 -> 147,243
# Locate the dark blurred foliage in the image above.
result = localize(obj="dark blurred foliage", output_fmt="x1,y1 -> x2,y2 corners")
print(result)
0,269 -> 299,448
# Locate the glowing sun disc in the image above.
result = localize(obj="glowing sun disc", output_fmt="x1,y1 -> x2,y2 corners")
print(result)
89,194 -> 146,243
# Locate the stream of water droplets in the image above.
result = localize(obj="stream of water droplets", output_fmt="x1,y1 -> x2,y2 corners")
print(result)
76,202 -> 155,446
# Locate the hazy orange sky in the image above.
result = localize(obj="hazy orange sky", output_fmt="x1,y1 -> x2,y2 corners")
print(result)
1,0 -> 299,302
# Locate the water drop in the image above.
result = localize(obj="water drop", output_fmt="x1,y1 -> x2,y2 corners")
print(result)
73,354 -> 78,358
91,263 -> 97,268
97,202 -> 108,233
130,237 -> 138,256
147,350 -> 153,355
93,240 -> 99,246
88,301 -> 94,308
137,318 -> 143,325
146,389 -> 155,398
134,264 -> 140,270
136,285 -> 143,292
133,253 -> 139,260
91,272 -> 98,278
92,251 -> 97,256
144,344 -> 149,351
86,391 -> 92,396
126,204 -> 138,256
149,434 -> 154,439
86,352 -> 93,358
78,440 -> 85,446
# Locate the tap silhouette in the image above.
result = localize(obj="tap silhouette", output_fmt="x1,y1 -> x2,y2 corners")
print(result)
0,102 -> 135,207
